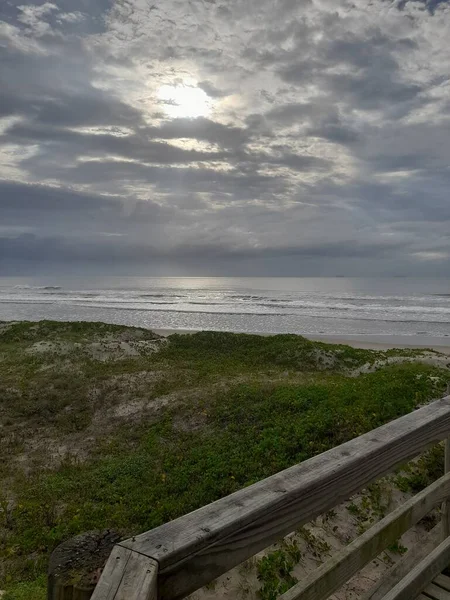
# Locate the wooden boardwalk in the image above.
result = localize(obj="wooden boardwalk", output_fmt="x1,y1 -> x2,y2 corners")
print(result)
50,394 -> 450,600
420,574 -> 450,599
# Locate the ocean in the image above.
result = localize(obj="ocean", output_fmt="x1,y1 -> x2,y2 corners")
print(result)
1,276 -> 450,342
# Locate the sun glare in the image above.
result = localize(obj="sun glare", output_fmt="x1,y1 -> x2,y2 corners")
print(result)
157,84 -> 211,118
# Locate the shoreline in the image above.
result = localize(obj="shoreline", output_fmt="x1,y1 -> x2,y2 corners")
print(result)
152,328 -> 450,354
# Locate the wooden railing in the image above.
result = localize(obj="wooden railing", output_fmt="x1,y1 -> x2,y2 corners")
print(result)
86,394 -> 450,600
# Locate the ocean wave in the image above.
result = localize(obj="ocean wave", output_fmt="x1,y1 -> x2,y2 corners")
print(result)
228,295 -> 266,300
3,292 -> 450,318
250,299 -> 450,314
188,301 -> 234,306
13,285 -> 62,290
0,299 -> 54,305
68,302 -> 290,316
59,301 -> 450,324
307,314 -> 450,325
139,293 -> 184,298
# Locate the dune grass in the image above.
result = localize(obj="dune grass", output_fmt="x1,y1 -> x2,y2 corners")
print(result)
0,321 -> 448,598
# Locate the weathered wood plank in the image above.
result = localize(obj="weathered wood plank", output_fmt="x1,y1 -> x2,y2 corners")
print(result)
445,383 -> 450,539
434,575 -> 450,592
443,437 -> 450,540
90,546 -> 157,600
91,546 -> 132,600
424,582 -> 450,600
118,396 -> 450,600
363,523 -> 442,600
112,553 -> 158,600
380,536 -> 450,600
278,473 -> 450,600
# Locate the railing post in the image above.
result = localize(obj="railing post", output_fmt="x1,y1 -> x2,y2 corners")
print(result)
47,531 -> 121,600
47,532 -> 159,600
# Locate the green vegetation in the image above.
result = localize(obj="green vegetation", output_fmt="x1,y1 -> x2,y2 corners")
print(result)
296,526 -> 331,558
256,541 -> 302,600
0,321 -> 448,598
346,481 -> 392,534
387,540 -> 408,555
395,444 -> 445,494
1,577 -> 46,600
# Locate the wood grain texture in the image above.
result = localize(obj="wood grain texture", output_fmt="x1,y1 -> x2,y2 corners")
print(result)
363,524 -> 442,600
434,575 -> 450,592
278,473 -> 450,600
380,536 -> 450,600
443,437 -> 450,540
424,582 -> 450,600
90,546 -> 157,600
118,396 -> 450,600
91,546 -> 132,600
112,552 -> 158,600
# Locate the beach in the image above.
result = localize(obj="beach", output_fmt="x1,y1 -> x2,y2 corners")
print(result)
2,276 -> 450,343
4,0 -> 450,595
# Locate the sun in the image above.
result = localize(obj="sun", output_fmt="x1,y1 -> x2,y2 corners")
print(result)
157,84 -> 211,118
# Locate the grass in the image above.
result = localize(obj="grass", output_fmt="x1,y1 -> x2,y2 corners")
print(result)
256,546 -> 300,600
346,481 -> 392,534
0,321 -> 448,598
395,444 -> 445,493
1,576 -> 46,600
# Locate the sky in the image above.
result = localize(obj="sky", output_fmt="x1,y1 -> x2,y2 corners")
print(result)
1,0 -> 450,276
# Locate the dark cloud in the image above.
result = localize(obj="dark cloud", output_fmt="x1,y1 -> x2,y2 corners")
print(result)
197,80 -> 229,98
0,90 -> 142,128
0,180 -> 173,234
33,160 -> 287,199
0,180 -> 120,212
306,122 -> 360,145
30,92 -> 142,128
265,103 -> 314,125
145,117 -> 248,149
325,72 -> 422,111
261,151 -> 331,171
279,30 -> 424,112
324,34 -> 417,70
0,230 -> 404,267
0,0 -> 450,274
4,121 -> 230,165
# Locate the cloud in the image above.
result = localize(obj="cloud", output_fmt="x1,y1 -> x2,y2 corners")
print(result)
145,117 -> 248,149
0,180 -> 116,212
265,103 -> 314,124
397,0 -> 449,15
4,121 -> 230,165
1,0 -> 450,274
197,80 -> 230,99
325,72 -> 423,112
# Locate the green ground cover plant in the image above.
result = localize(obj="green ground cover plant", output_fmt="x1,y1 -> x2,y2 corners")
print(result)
0,321 -> 448,598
